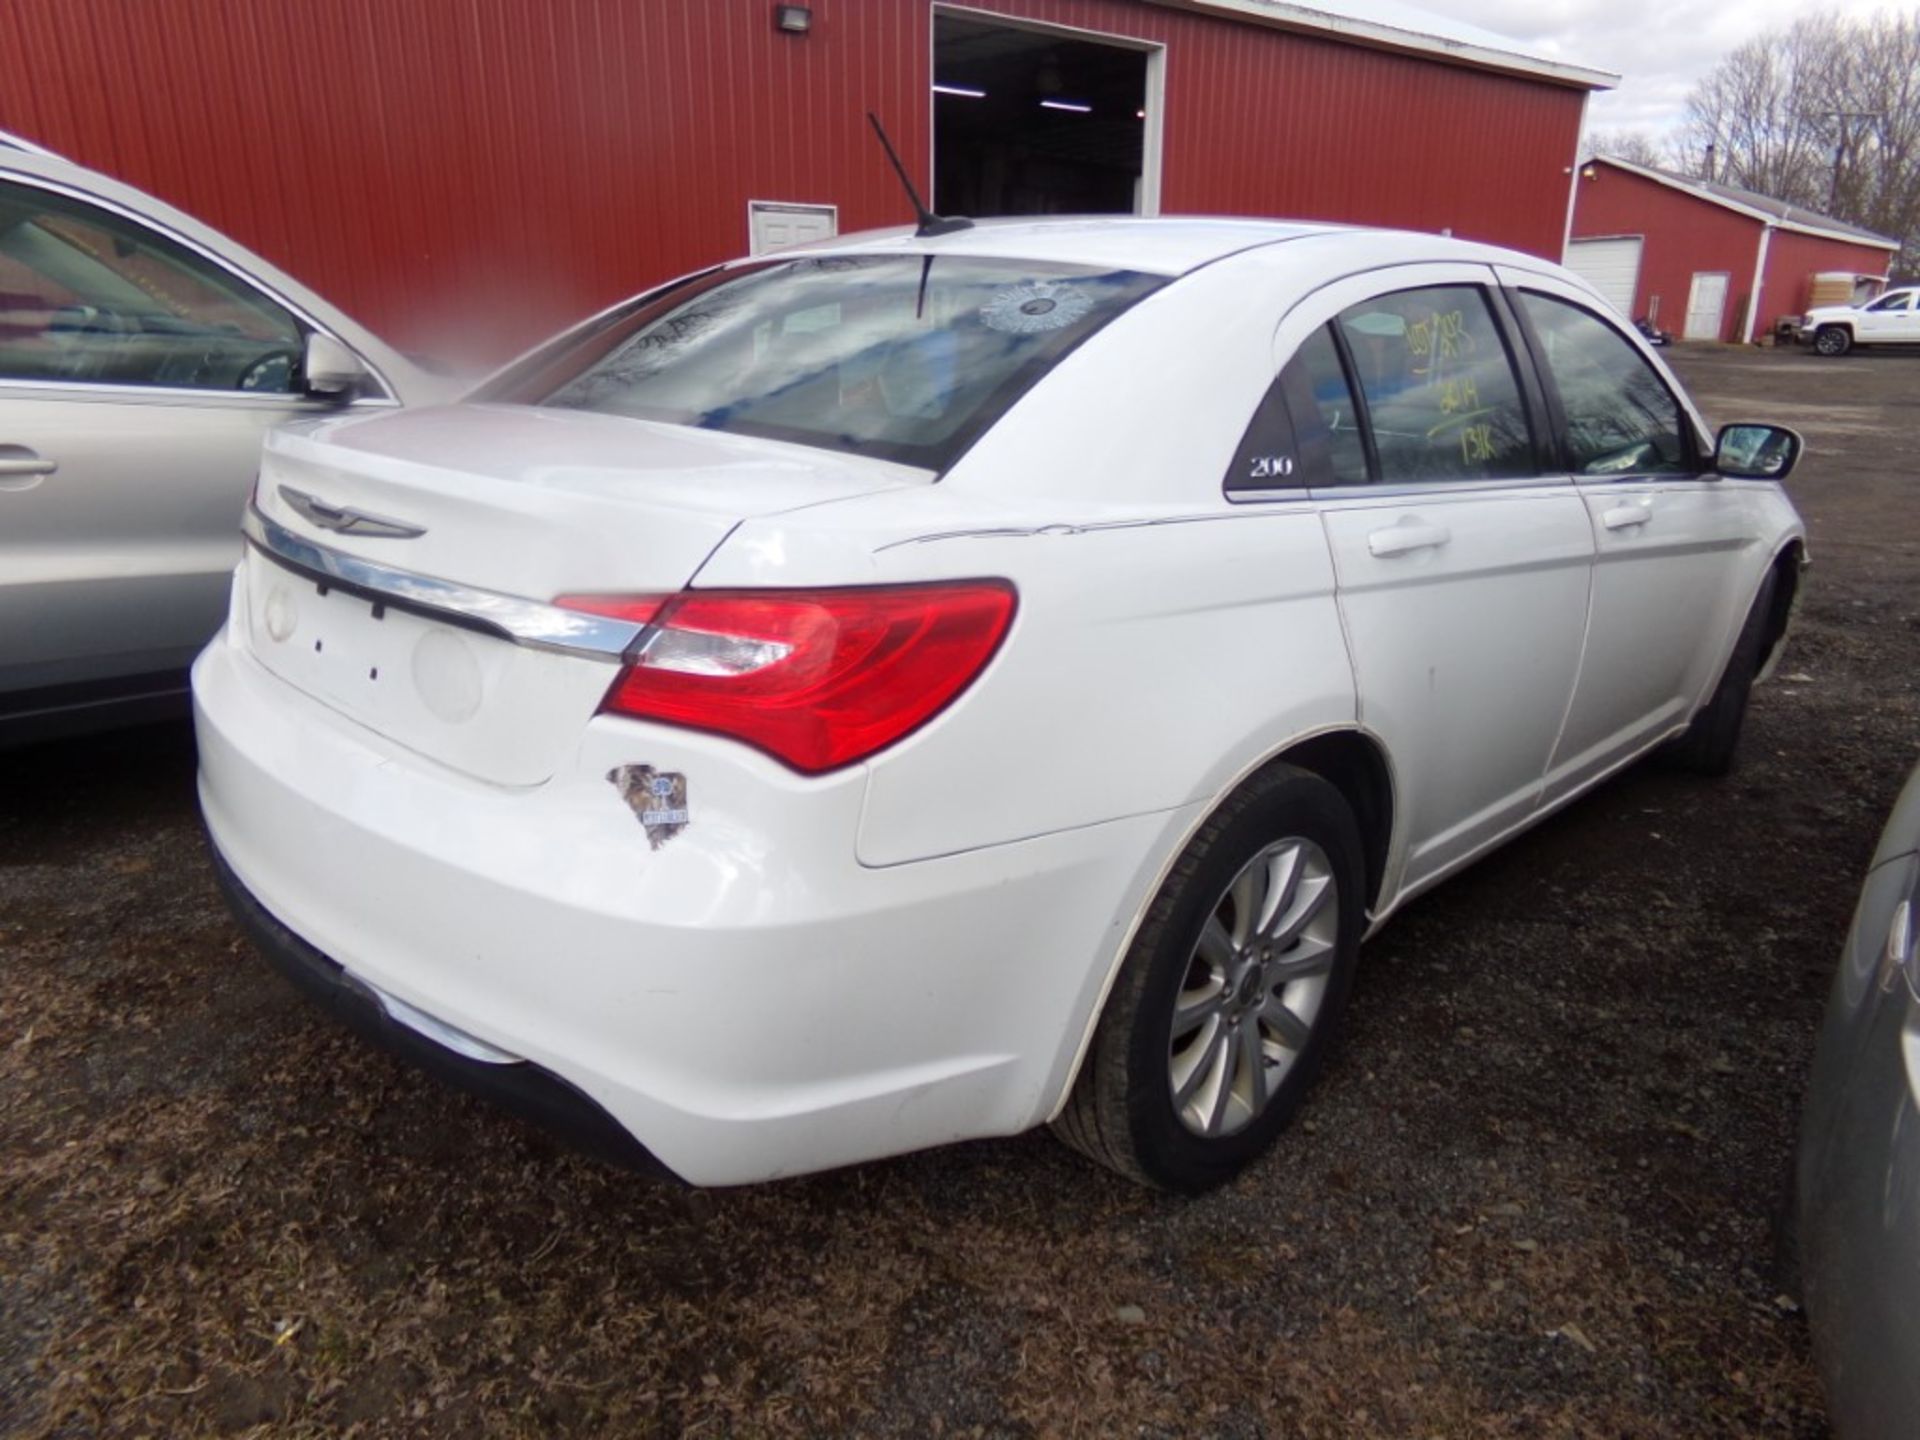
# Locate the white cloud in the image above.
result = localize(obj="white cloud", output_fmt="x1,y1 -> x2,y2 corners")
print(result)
1424,0 -> 1899,135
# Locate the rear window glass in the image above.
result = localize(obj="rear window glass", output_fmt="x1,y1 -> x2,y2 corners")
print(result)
484,255 -> 1164,471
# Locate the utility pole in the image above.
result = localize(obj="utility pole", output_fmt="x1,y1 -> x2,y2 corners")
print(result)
1823,110 -> 1879,214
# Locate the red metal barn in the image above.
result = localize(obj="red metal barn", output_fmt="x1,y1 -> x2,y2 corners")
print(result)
1568,157 -> 1897,343
0,0 -> 1610,366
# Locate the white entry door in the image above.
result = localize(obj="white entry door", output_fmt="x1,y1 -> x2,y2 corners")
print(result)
1684,272 -> 1730,340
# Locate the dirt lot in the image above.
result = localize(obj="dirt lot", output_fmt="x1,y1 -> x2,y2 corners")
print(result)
4,346 -> 1917,1438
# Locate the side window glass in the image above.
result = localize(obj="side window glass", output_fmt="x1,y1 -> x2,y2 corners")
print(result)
1335,286 -> 1534,484
1867,291 -> 1910,312
0,178 -> 304,392
1280,327 -> 1369,485
1224,326 -> 1369,495
1517,292 -> 1689,477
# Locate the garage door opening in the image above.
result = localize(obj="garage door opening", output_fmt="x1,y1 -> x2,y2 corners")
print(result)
1565,236 -> 1643,320
932,11 -> 1160,218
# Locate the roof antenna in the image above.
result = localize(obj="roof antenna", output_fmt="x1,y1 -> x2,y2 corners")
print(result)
866,112 -> 973,238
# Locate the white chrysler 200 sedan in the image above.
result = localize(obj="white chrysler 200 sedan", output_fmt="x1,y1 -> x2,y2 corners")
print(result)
195,218 -> 1806,1190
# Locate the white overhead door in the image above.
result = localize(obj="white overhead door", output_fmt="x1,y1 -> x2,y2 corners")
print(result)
747,201 -> 837,256
1566,237 -> 1643,319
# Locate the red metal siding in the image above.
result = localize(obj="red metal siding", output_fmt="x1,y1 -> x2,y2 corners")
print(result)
1759,228 -> 1894,330
1570,164 -> 1761,341
0,0 -> 1586,364
0,0 -> 933,366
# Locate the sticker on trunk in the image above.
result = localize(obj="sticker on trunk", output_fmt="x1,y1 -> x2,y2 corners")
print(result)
607,765 -> 690,849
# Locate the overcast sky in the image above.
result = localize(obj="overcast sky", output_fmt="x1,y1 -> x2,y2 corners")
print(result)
1431,0 -> 1898,136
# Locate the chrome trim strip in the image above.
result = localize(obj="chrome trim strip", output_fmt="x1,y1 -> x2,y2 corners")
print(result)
241,505 -> 642,661
1308,475 -> 1574,500
364,980 -> 523,1065
0,375 -> 399,407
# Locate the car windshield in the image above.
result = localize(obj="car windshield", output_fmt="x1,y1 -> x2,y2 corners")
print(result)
483,255 -> 1165,471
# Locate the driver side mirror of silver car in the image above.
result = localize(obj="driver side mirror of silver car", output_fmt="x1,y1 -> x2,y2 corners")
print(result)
1715,423 -> 1802,481
303,331 -> 370,401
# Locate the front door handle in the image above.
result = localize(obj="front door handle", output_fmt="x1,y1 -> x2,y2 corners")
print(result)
1601,501 -> 1652,531
1367,519 -> 1452,557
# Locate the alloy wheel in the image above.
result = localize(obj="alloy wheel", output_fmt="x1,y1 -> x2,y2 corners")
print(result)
1167,837 -> 1339,1138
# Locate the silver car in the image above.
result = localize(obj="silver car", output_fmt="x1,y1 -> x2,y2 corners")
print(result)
0,134 -> 441,744
1798,759 -> 1920,1436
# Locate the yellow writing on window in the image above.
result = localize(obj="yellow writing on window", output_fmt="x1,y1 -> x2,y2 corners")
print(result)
1438,376 -> 1479,415
1406,309 -> 1470,363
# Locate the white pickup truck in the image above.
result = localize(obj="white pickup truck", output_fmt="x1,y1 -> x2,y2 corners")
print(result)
1800,286 -> 1920,355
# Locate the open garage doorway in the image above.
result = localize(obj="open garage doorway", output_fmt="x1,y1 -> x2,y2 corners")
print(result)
932,9 -> 1162,218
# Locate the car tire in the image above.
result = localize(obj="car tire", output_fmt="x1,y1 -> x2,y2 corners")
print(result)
1665,569 -> 1779,778
1051,763 -> 1365,1192
1813,325 -> 1853,357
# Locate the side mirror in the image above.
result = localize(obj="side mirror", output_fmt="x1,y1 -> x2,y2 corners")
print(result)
1715,423 -> 1802,481
302,331 -> 370,401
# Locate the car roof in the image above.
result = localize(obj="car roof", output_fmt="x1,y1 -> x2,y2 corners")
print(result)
0,128 -> 61,158
771,215 -> 1537,277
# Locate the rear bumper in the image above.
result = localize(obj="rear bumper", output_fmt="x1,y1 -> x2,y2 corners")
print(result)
194,625 -> 1185,1185
210,842 -> 678,1180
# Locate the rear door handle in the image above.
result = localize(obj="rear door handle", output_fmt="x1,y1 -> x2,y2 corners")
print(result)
1601,501 -> 1652,531
0,446 -> 55,491
1367,519 -> 1451,557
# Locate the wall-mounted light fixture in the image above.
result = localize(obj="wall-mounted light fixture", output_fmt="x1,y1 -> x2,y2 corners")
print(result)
1038,99 -> 1092,114
933,83 -> 987,99
774,5 -> 812,34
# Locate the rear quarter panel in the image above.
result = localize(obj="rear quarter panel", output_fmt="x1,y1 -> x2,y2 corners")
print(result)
695,242 -> 1359,867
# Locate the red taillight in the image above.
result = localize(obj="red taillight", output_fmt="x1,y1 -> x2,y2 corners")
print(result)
562,582 -> 1017,773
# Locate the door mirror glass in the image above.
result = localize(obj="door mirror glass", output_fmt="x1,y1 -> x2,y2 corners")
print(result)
303,331 -> 368,399
1715,423 -> 1801,480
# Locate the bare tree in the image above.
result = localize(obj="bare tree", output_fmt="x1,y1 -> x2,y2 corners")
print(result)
1846,13 -> 1920,271
1586,129 -> 1671,169
1685,11 -> 1920,271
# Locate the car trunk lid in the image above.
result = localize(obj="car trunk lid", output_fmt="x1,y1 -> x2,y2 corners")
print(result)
239,404 -> 923,785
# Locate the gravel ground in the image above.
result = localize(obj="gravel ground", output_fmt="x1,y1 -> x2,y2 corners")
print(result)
3,346 -> 1917,1438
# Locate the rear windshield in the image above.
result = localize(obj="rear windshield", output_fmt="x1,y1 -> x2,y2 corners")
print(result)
482,255 -> 1165,471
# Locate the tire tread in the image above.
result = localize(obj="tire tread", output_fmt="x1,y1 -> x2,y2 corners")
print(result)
1051,763 -> 1358,1189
